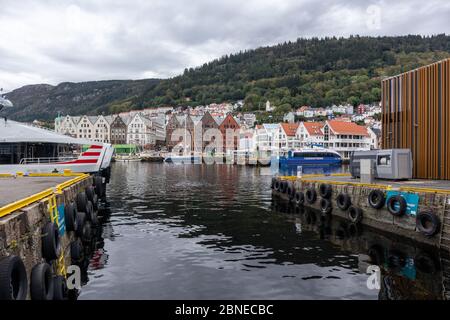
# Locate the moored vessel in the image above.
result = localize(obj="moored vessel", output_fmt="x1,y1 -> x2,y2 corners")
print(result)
279,148 -> 342,168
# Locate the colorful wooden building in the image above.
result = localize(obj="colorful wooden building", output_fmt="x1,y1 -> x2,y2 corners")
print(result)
381,58 -> 450,180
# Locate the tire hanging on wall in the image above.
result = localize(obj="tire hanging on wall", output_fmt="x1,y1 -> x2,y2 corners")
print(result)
94,176 -> 104,198
295,192 -> 305,207
85,200 -> 94,222
287,183 -> 295,200
53,275 -> 69,300
82,220 -> 93,243
348,206 -> 363,224
85,186 -> 95,203
416,211 -> 441,237
76,192 -> 88,213
64,202 -> 78,233
0,255 -> 28,300
70,239 -> 84,263
274,179 -> 281,192
75,211 -> 86,239
387,195 -> 407,217
368,190 -> 386,209
30,263 -> 54,300
305,188 -> 317,204
320,198 -> 332,215
319,184 -> 332,199
336,193 -> 351,210
42,222 -> 61,261
92,194 -> 99,211
281,181 -> 288,194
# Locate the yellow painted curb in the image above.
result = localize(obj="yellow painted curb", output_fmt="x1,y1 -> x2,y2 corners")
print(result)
0,174 -> 90,218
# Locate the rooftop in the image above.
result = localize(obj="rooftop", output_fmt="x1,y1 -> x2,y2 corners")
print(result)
327,120 -> 369,136
280,123 -> 299,137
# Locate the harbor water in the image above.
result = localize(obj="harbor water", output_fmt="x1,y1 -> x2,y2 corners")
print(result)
78,162 -> 445,300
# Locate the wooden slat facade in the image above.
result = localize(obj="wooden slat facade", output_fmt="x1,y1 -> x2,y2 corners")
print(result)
381,58 -> 450,180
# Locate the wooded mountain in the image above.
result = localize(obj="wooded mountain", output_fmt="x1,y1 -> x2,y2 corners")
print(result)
4,35 -> 450,121
4,79 -> 159,121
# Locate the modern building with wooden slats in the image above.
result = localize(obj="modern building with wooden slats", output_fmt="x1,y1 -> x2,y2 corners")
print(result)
381,58 -> 450,180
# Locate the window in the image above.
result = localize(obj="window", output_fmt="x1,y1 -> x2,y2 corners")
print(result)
377,155 -> 391,166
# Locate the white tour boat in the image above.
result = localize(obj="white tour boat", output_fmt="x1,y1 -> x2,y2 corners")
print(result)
0,118 -> 114,176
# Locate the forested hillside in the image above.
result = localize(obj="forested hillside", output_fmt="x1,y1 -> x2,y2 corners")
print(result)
136,35 -> 450,111
5,35 -> 450,121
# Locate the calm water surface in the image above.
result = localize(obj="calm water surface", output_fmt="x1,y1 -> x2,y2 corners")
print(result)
78,162 -> 444,300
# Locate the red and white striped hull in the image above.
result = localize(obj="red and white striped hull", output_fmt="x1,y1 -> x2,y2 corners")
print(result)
0,144 -> 114,175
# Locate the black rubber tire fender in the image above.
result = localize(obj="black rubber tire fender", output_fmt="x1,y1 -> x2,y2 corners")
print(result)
64,202 -> 78,233
387,195 -> 407,217
53,275 -> 69,300
281,181 -> 288,194
42,222 -> 61,261
75,211 -> 86,239
0,255 -> 28,300
30,263 -> 54,300
336,193 -> 351,211
85,200 -> 94,222
85,185 -> 95,202
76,192 -> 88,213
70,239 -> 84,263
92,193 -> 99,211
320,198 -> 332,215
368,189 -> 386,209
319,183 -> 332,199
94,175 -> 104,197
295,192 -> 305,206
305,188 -> 317,204
82,220 -> 93,243
287,182 -> 295,200
416,211 -> 441,237
348,206 -> 363,224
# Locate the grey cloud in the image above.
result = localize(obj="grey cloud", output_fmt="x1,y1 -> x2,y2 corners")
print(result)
0,0 -> 449,91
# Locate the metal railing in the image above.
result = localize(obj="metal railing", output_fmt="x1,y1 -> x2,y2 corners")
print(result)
19,156 -> 78,165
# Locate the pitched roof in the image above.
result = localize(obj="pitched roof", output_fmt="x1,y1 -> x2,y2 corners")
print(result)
327,120 -> 368,136
302,122 -> 324,136
263,123 -> 280,131
213,116 -> 225,126
87,116 -> 98,124
280,123 -> 299,137
104,115 -> 114,124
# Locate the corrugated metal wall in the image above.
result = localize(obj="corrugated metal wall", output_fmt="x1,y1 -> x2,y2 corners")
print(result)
381,58 -> 450,180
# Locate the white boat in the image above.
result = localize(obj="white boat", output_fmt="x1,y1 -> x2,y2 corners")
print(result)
115,154 -> 142,162
0,119 -> 114,176
164,154 -> 201,164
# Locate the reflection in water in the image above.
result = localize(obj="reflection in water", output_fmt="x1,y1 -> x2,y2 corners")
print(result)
76,163 -> 447,300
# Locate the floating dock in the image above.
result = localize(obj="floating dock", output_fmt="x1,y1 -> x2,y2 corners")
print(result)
0,171 -> 103,300
271,174 -> 450,251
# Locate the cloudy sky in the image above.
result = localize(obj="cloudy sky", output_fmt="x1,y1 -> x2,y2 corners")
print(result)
0,0 -> 449,92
